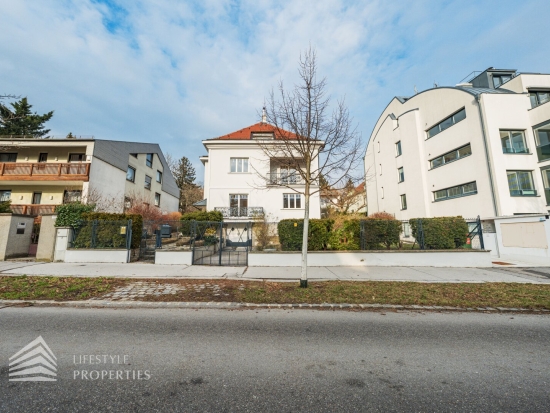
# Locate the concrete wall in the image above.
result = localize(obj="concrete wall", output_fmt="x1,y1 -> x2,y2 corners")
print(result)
36,214 -> 57,261
248,250 -> 492,267
155,251 -> 193,265
64,249 -> 129,263
0,214 -> 35,260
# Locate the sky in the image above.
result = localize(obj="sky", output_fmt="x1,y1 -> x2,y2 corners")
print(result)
1,0 -> 549,180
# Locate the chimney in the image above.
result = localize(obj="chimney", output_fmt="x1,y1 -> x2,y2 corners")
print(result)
261,107 -> 267,124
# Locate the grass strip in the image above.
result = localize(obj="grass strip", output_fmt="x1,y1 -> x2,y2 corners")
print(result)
0,276 -> 124,301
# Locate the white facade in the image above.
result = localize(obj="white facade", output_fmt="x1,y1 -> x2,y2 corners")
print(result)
365,68 -> 550,220
0,138 -> 180,214
200,122 -> 322,224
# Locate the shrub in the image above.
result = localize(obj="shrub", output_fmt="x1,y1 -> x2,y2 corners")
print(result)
409,216 -> 469,249
277,219 -> 333,251
55,203 -> 95,227
81,212 -> 143,249
366,212 -> 395,220
181,210 -> 223,222
0,200 -> 12,213
72,220 -> 127,249
328,219 -> 361,250
362,219 -> 402,249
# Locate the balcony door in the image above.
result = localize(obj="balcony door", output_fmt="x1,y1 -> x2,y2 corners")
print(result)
229,194 -> 248,217
32,192 -> 42,205
280,166 -> 298,184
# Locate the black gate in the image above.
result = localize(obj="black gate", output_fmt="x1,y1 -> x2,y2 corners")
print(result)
466,215 -> 485,250
140,221 -> 160,261
192,221 -> 249,266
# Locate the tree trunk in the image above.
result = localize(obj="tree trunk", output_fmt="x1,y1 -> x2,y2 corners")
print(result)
300,183 -> 310,288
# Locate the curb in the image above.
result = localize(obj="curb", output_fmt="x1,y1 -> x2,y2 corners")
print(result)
1,299 -> 549,313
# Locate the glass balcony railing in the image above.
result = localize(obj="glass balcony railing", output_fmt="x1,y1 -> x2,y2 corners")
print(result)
536,143 -> 550,162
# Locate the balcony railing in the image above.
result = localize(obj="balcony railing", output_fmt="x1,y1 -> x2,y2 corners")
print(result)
266,173 -> 303,185
214,207 -> 264,218
536,143 -> 550,162
0,162 -> 90,181
10,204 -> 57,216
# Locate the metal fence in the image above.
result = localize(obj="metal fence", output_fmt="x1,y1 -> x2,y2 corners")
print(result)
69,219 -> 132,249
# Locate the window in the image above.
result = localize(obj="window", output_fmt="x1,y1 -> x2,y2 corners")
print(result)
126,166 -> 136,182
156,170 -> 162,183
69,153 -> 85,162
32,192 -> 42,204
400,194 -> 407,210
283,193 -> 301,209
0,190 -> 11,202
395,141 -> 402,156
433,181 -> 477,201
230,194 -> 248,216
500,130 -> 528,154
492,74 -> 512,88
63,190 -> 82,203
146,153 -> 153,168
430,144 -> 472,169
507,171 -> 536,196
154,193 -> 161,207
0,153 -> 17,162
534,121 -> 550,162
397,167 -> 404,183
145,175 -> 152,190
529,91 -> 550,108
280,166 -> 299,184
542,168 -> 550,205
427,108 -> 466,138
38,153 -> 48,162
230,158 -> 249,173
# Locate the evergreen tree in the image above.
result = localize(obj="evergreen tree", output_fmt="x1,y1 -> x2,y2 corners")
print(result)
0,97 -> 54,137
173,156 -> 196,187
170,156 -> 202,212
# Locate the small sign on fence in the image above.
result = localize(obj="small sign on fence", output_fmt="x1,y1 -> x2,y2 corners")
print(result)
120,226 -> 127,235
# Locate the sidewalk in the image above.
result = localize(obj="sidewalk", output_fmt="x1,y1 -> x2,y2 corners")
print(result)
1,261 -> 549,284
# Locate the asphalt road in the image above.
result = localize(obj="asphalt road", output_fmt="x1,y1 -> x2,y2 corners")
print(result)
1,307 -> 549,412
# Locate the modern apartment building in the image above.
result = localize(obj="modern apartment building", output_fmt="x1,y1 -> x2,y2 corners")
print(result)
364,67 -> 550,220
0,137 -> 179,215
199,118 -> 322,241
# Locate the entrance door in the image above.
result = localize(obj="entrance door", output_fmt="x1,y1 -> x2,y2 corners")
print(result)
32,192 -> 42,204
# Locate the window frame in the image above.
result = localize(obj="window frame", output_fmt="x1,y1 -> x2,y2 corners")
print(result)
426,108 -> 466,139
126,165 -> 136,183
230,157 -> 249,173
395,141 -> 402,157
68,153 -> 86,163
0,190 -> 12,202
397,167 -> 404,183
529,90 -> 550,108
144,175 -> 152,190
506,170 -> 537,196
156,170 -> 162,183
500,130 -> 529,154
400,194 -> 407,210
145,153 -> 154,168
154,192 -> 161,207
429,144 -> 472,170
533,120 -> 550,162
433,181 -> 478,202
0,153 -> 17,163
283,193 -> 302,209
63,189 -> 82,204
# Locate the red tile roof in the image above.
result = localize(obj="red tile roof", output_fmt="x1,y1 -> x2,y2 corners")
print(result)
209,122 -> 298,140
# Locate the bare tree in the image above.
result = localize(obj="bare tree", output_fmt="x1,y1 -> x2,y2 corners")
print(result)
323,180 -> 367,215
258,47 -> 363,287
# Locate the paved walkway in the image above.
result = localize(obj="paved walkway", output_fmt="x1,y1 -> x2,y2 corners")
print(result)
1,261 -> 549,283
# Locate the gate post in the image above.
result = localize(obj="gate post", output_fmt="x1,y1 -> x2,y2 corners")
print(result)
191,220 -> 196,264
477,215 -> 485,250
218,221 -> 223,266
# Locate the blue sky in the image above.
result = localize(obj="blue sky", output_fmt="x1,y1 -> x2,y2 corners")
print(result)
1,0 -> 549,181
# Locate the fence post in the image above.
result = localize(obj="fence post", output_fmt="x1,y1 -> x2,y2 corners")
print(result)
218,221 -> 223,266
126,219 -> 132,250
91,219 -> 98,249
191,220 -> 196,264
360,220 -> 366,250
477,215 -> 485,250
417,219 -> 425,250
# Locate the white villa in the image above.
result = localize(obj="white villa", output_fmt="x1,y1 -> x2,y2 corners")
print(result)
364,67 -> 550,220
199,117 -> 322,243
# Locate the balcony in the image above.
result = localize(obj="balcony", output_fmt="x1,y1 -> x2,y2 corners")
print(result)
214,207 -> 264,219
0,162 -> 90,181
266,172 -> 303,185
536,143 -> 550,162
10,204 -> 57,216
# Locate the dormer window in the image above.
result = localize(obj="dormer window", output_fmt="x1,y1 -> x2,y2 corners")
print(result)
492,74 -> 512,88
529,90 -> 550,108
251,132 -> 274,140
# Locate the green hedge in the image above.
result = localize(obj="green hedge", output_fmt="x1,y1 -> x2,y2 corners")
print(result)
277,219 -> 333,251
72,220 -> 128,249
181,211 -> 223,222
328,219 -> 401,250
81,212 -> 143,249
409,217 -> 468,249
55,203 -> 95,227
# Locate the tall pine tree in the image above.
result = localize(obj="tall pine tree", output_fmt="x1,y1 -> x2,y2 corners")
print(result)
0,97 -> 54,137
